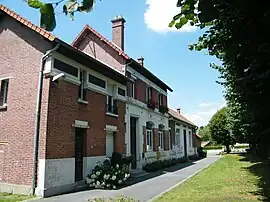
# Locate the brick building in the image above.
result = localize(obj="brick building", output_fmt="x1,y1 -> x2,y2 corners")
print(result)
0,5 -> 127,197
72,15 -> 174,168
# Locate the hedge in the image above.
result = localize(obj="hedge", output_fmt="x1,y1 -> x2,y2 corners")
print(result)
203,145 -> 224,150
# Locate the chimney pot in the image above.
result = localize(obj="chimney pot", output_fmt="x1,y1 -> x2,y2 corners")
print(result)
177,108 -> 181,114
111,15 -> 126,50
138,57 -> 144,66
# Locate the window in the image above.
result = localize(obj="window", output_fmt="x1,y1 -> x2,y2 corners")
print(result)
0,79 -> 9,107
106,132 -> 114,157
106,95 -> 118,114
175,129 -> 181,147
129,82 -> 134,98
118,87 -> 126,97
89,74 -> 106,88
189,131 -> 192,148
54,59 -> 78,77
146,87 -> 152,102
158,94 -> 163,107
78,70 -> 87,101
146,121 -> 153,151
158,124 -> 164,150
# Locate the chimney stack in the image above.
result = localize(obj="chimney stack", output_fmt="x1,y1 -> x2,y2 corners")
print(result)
177,108 -> 181,114
138,56 -> 144,66
111,15 -> 126,51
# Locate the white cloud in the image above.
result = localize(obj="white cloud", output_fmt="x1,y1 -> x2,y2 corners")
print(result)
144,0 -> 197,33
183,100 -> 227,127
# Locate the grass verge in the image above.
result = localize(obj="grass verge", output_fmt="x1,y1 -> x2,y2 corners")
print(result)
155,154 -> 270,202
0,193 -> 33,202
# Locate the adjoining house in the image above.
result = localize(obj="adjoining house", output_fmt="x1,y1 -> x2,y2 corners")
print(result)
72,15 -> 173,169
168,108 -> 198,158
0,5 -> 128,197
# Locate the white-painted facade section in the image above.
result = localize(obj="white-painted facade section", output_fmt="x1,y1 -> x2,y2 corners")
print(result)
36,156 -> 106,197
36,158 -> 75,197
44,53 -> 127,99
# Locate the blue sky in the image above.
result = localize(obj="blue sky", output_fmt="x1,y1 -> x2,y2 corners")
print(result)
1,0 -> 225,126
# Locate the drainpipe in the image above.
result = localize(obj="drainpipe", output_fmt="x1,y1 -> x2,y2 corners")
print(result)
32,43 -> 60,195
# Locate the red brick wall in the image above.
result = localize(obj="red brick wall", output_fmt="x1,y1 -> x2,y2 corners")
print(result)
75,31 -> 125,74
46,80 -> 126,159
135,78 -> 146,103
0,17 -> 52,186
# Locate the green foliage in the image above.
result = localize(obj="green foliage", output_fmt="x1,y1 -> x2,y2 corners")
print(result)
208,107 -> 235,149
142,157 -> 190,172
203,145 -> 223,150
197,125 -> 211,141
26,0 -> 96,31
171,0 -> 270,159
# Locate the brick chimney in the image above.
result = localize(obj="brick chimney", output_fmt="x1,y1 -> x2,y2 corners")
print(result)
111,15 -> 126,51
138,56 -> 144,66
177,108 -> 181,114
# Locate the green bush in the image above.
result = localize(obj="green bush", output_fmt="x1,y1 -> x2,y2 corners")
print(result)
203,145 -> 224,150
233,145 -> 249,149
188,155 -> 202,160
86,153 -> 132,189
142,157 -> 189,172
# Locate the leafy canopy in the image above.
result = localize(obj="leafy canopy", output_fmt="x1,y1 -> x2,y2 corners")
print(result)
208,107 -> 235,147
26,0 -> 96,31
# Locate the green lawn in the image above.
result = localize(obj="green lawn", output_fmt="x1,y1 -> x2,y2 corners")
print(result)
0,192 -> 33,202
155,154 -> 270,202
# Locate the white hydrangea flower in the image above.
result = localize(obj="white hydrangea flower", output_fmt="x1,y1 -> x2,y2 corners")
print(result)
116,164 -> 119,169
127,174 -> 130,178
118,180 -> 122,184
96,181 -> 100,185
123,178 -> 126,181
102,182 -> 105,186
106,184 -> 110,188
112,176 -> 116,180
113,185 -> 116,189
96,171 -> 101,176
124,173 -> 128,178
91,174 -> 96,179
86,177 -> 91,184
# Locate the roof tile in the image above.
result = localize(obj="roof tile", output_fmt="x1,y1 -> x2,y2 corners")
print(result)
168,108 -> 197,127
0,4 -> 55,41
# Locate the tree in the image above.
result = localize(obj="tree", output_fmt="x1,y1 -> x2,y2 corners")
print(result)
208,107 -> 234,153
26,0 -> 96,31
197,125 -> 211,141
170,0 -> 270,159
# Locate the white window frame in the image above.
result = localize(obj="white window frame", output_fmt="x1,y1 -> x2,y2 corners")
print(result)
130,82 -> 134,98
146,129 -> 153,151
0,78 -> 9,107
158,131 -> 164,150
78,70 -> 87,102
146,87 -> 152,102
189,131 -> 192,148
158,93 -> 163,107
175,129 -> 181,148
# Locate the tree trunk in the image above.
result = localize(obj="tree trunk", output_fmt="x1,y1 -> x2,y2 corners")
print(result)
226,145 -> 230,154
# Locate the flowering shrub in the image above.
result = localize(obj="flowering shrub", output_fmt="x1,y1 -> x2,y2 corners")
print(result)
88,195 -> 138,202
86,154 -> 131,189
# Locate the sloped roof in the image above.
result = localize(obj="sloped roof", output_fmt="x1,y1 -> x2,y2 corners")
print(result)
0,4 -> 55,41
71,24 -> 173,92
72,24 -> 130,60
168,108 -> 197,127
0,4 -> 128,84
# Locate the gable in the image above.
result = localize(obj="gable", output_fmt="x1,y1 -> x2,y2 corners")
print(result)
73,28 -> 126,74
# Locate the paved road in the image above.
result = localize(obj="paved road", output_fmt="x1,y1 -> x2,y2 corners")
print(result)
32,156 -> 221,202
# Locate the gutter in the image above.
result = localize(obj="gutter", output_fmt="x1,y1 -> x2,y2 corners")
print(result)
32,43 -> 60,195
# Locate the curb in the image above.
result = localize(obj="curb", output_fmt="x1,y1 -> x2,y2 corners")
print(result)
146,156 -> 222,202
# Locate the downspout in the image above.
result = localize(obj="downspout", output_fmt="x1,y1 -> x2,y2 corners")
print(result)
32,43 -> 60,195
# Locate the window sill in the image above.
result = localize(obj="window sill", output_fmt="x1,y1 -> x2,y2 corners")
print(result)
78,99 -> 88,105
106,112 -> 118,117
0,105 -> 7,110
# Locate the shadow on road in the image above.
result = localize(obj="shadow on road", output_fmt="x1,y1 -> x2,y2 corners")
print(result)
239,153 -> 270,201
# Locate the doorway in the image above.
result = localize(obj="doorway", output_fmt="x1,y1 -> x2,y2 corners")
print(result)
183,129 -> 188,158
130,117 -> 137,169
75,128 -> 85,182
